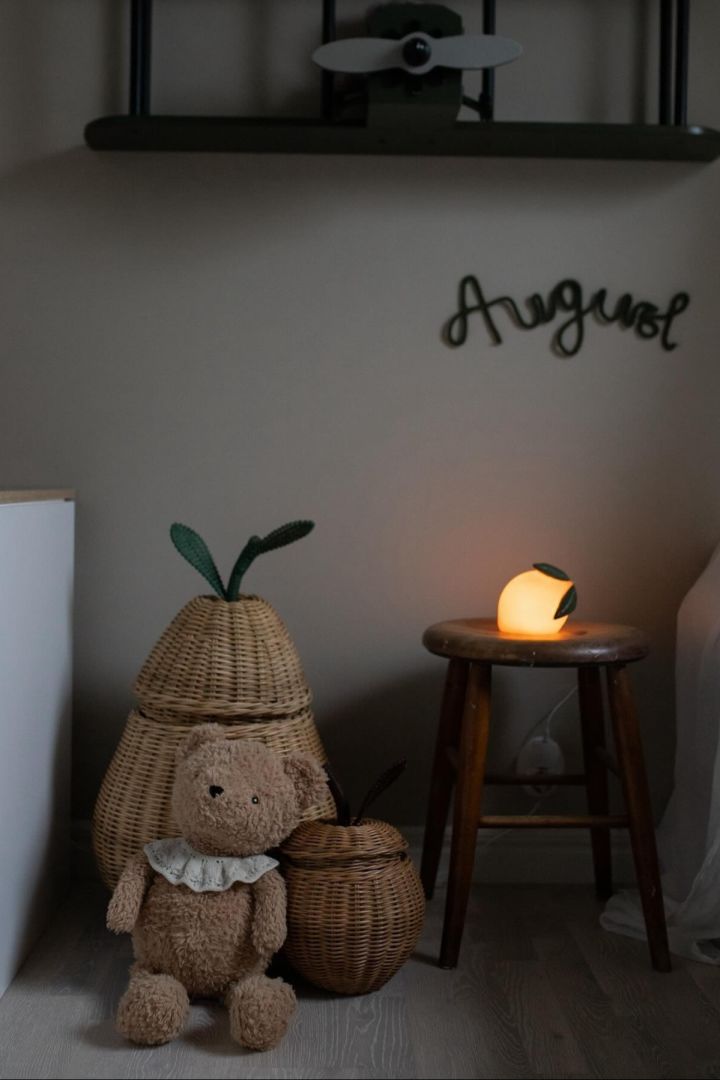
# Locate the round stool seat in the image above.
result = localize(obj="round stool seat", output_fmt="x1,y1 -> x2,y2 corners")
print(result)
423,618 -> 649,667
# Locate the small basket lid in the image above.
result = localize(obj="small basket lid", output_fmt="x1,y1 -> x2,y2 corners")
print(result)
280,818 -> 408,866
134,595 -> 312,717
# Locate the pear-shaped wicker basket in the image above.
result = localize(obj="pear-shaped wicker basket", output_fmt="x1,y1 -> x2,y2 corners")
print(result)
134,595 -> 311,718
93,708 -> 336,889
280,819 -> 425,994
94,519 -> 326,888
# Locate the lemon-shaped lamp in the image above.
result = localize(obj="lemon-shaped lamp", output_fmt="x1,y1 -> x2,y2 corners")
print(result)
497,563 -> 577,636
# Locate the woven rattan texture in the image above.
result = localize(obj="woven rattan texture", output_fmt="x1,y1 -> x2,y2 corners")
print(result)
134,596 -> 312,717
282,819 -> 409,864
92,708 -> 335,889
280,820 -> 425,994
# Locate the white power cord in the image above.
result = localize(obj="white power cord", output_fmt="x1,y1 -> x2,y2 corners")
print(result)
475,683 -> 577,851
542,683 -> 577,737
509,682 -> 577,774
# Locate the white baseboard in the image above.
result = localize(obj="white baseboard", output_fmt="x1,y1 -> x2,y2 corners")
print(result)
72,819 -> 634,886
403,826 -> 634,885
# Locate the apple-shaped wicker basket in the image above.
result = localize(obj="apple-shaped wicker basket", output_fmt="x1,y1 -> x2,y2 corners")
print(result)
279,760 -> 425,994
280,818 -> 425,995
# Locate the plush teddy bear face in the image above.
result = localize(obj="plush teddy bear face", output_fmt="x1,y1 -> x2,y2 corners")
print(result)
172,726 -> 328,857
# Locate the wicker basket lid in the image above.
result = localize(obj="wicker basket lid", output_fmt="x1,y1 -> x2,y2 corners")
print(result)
134,595 -> 312,717
280,818 -> 408,866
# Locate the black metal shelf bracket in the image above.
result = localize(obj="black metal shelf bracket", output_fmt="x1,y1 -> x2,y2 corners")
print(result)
129,0 -> 153,116
658,0 -> 691,125
85,0 -> 720,162
674,0 -> 690,126
321,0 -> 337,121
659,0 -> 673,124
479,0 -> 496,121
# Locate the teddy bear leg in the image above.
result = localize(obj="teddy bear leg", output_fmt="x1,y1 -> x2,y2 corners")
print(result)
116,965 -> 189,1046
226,974 -> 296,1051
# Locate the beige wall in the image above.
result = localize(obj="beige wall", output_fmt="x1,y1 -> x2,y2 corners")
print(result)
1,1 -> 719,824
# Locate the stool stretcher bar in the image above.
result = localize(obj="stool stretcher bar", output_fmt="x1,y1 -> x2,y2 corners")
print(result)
477,814 -> 630,828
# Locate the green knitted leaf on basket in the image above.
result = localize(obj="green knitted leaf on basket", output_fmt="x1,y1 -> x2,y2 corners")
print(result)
170,523 -> 226,599
324,764 -> 352,826
226,520 -> 315,601
353,760 -> 407,825
254,520 -> 315,554
225,536 -> 260,602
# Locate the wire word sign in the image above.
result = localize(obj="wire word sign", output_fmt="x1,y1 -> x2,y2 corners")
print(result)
444,276 -> 690,358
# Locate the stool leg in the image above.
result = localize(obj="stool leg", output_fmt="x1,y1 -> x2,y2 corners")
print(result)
607,664 -> 671,972
421,660 -> 468,900
578,666 -> 613,900
440,662 -> 491,969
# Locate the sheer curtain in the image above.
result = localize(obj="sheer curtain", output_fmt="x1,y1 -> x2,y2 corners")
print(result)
601,541 -> 720,963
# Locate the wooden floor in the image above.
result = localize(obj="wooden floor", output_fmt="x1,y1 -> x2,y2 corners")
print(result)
1,883 -> 719,1080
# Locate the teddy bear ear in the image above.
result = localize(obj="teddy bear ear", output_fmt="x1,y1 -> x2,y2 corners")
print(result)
282,752 -> 328,812
176,723 -> 227,763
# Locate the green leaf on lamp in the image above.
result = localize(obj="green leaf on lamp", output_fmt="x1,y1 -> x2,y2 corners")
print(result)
554,585 -> 578,619
533,562 -> 570,581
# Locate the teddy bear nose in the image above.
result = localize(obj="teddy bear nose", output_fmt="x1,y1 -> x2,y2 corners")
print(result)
209,785 -> 224,798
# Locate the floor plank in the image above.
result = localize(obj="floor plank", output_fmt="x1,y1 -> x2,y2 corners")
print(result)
566,897 -> 720,1079
1,884 -> 720,1079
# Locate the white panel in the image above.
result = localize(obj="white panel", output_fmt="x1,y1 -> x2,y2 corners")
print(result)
0,498 -> 74,997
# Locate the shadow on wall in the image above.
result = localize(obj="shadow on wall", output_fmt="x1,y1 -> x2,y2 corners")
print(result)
319,666 -> 445,826
72,681 -> 135,818
631,0 -> 653,123
0,2 -> 126,172
0,141 -> 703,226
585,0 -> 652,124
316,661 -> 557,825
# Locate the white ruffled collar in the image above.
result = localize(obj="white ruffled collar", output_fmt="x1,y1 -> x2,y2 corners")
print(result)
144,838 -> 278,893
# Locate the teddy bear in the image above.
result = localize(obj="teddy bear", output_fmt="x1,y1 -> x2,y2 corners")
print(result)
106,724 -> 327,1050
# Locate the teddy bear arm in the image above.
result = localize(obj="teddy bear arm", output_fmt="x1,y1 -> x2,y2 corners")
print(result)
107,851 -> 153,934
251,869 -> 287,957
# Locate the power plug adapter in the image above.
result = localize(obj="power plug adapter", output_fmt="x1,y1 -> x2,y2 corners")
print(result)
515,735 -> 565,797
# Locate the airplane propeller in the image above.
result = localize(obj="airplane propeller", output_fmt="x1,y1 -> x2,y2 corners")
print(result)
312,31 -> 522,77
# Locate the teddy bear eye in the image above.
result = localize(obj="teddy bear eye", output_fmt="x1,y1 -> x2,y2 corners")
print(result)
251,795 -> 259,804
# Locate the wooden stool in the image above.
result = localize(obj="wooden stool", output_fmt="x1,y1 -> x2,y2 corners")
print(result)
420,619 -> 671,972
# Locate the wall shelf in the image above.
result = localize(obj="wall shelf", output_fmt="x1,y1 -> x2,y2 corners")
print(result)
85,115 -> 720,161
84,1 -> 720,163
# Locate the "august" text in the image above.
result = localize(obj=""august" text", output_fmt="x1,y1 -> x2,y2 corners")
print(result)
445,276 -> 690,357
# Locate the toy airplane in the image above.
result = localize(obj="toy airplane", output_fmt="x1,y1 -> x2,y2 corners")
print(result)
313,2 -> 522,127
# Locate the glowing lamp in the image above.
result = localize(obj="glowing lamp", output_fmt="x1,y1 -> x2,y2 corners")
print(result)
497,562 -> 577,636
